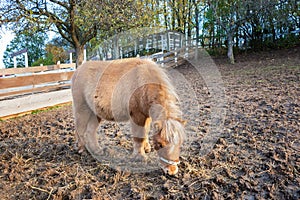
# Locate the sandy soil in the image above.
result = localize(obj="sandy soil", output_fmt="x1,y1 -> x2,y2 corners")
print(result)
0,46 -> 299,199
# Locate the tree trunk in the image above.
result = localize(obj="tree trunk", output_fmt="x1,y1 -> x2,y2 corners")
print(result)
75,45 -> 85,68
163,0 -> 168,29
194,0 -> 199,47
113,34 -> 119,59
227,32 -> 235,64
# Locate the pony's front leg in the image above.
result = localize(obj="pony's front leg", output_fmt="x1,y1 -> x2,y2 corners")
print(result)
143,117 -> 152,153
131,119 -> 151,161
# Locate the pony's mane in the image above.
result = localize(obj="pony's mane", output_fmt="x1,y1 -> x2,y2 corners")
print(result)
161,118 -> 186,144
141,59 -> 185,145
145,59 -> 182,118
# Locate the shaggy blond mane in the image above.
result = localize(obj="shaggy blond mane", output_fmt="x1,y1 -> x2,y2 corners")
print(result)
161,118 -> 186,144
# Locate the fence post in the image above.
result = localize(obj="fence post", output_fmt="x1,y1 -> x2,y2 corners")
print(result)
84,48 -> 87,62
120,47 -> 123,59
57,61 -> 60,69
13,56 -> 17,68
167,32 -> 170,51
161,34 -> 164,53
24,52 -> 28,67
134,40 -> 138,56
185,32 -> 189,58
175,47 -> 178,66
69,52 -> 72,64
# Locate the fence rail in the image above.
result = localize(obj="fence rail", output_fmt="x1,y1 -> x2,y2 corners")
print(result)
0,44 -> 186,119
0,71 -> 73,89
0,63 -> 75,119
0,63 -> 75,100
0,63 -> 75,76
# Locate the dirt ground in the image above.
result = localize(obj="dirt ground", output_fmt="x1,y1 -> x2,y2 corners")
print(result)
0,46 -> 299,199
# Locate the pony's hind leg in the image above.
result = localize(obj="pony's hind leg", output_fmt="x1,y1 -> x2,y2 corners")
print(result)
84,113 -> 102,156
73,103 -> 101,154
75,130 -> 85,153
73,105 -> 91,153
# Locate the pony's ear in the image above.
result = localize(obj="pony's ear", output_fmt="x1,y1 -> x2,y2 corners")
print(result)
153,120 -> 163,132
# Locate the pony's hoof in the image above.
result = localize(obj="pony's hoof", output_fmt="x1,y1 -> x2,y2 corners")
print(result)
144,143 -> 151,153
75,144 -> 86,154
78,148 -> 85,154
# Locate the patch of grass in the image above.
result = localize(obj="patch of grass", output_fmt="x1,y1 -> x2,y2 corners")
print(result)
286,65 -> 300,70
31,109 -> 44,115
31,103 -> 71,115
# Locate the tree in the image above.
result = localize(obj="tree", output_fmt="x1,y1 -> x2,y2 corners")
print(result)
206,0 -> 252,64
206,0 -> 300,63
0,0 -> 149,67
45,43 -> 68,64
3,31 -> 48,68
160,0 -> 195,35
31,41 -> 69,66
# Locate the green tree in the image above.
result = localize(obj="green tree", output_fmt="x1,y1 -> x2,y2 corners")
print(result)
0,0 -> 150,67
206,0 -> 252,63
206,0 -> 299,62
160,0 -> 195,35
31,40 -> 69,66
3,32 -> 48,68
45,43 -> 68,64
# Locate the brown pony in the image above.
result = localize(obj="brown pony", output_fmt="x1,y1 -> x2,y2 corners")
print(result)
71,58 -> 186,175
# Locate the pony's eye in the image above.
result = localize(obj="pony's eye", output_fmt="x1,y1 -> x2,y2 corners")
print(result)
154,142 -> 164,150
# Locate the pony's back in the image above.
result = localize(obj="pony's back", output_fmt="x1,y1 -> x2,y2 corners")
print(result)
72,58 -> 173,121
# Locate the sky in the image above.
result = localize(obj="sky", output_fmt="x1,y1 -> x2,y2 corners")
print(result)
0,29 -> 14,69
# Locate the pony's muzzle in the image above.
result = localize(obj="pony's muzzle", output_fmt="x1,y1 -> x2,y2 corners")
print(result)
163,165 -> 178,175
159,156 -> 180,175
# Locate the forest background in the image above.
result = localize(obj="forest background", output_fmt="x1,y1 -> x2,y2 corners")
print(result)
0,0 -> 299,67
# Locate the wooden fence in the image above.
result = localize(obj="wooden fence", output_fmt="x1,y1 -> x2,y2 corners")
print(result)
0,48 -> 185,119
0,63 -> 75,99
0,63 -> 75,119
90,31 -> 186,60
